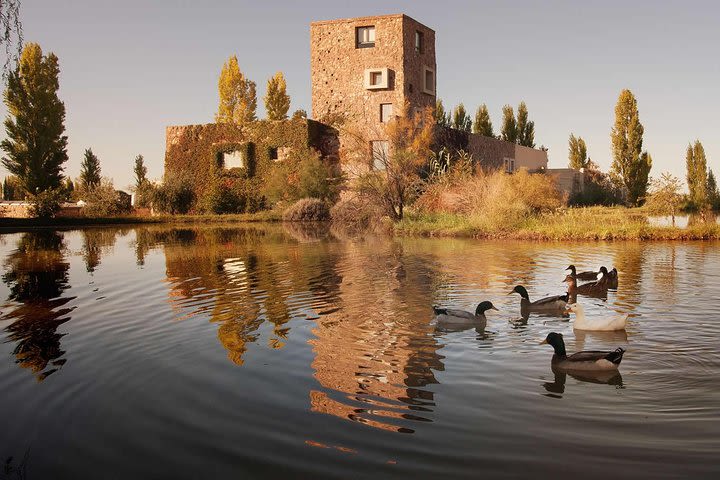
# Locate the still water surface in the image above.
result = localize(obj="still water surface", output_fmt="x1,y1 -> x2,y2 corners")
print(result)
0,225 -> 718,479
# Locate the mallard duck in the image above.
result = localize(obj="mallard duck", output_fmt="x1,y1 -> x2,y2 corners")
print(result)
566,303 -> 628,331
566,264 -> 603,281
510,285 -> 568,313
607,267 -> 619,289
433,301 -> 498,328
540,332 -> 625,371
563,267 -> 609,296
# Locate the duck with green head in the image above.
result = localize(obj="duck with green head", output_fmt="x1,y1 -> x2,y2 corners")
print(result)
433,301 -> 498,329
564,266 -> 610,297
510,285 -> 568,315
540,332 -> 625,371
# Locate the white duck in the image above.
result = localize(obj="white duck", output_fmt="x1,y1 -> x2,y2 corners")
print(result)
566,303 -> 629,331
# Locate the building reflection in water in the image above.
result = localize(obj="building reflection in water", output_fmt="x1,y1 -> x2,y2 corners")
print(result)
1,232 -> 74,381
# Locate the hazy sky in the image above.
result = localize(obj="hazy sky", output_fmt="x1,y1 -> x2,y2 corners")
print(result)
1,0 -> 718,189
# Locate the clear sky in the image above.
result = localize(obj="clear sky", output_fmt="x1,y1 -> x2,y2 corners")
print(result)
1,0 -> 718,189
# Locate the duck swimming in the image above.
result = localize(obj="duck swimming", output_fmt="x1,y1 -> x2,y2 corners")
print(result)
510,285 -> 568,315
433,301 -> 498,328
607,267 -> 619,289
566,265 -> 602,281
563,267 -> 609,297
540,332 -> 625,371
566,303 -> 628,331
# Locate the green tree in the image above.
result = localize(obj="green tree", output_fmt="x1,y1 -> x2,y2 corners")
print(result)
63,177 -> 74,199
568,134 -> 588,169
80,148 -> 101,191
707,169 -> 719,210
291,109 -> 307,120
501,105 -> 517,143
216,55 -> 256,124
610,89 -> 651,206
473,104 -> 494,137
645,172 -> 683,226
515,101 -> 535,147
435,99 -> 450,127
451,103 -> 471,132
1,43 -> 67,196
3,175 -> 22,200
264,71 -> 290,120
686,140 -> 708,209
133,154 -> 147,189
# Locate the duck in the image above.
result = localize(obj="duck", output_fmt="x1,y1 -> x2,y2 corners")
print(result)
563,267 -> 609,296
566,303 -> 628,331
566,264 -> 602,281
510,285 -> 568,313
432,301 -> 498,329
540,332 -> 625,371
606,267 -> 619,289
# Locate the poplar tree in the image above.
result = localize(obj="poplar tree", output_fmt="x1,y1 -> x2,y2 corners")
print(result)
452,103 -> 471,132
568,134 -> 588,169
707,169 -> 719,210
133,154 -> 147,189
686,140 -> 708,208
473,104 -> 494,137
216,55 -> 256,124
501,105 -> 517,143
515,101 -> 535,147
610,89 -> 651,206
264,71 -> 290,120
435,99 -> 450,127
80,148 -> 101,191
1,43 -> 67,195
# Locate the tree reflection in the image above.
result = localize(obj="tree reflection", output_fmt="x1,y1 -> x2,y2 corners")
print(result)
1,232 -> 74,381
80,228 -> 122,273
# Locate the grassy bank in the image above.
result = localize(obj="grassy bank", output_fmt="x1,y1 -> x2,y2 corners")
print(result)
394,207 -> 720,240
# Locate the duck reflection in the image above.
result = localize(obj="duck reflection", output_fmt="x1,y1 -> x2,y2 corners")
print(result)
573,328 -> 629,352
1,232 -> 74,381
543,367 -> 623,397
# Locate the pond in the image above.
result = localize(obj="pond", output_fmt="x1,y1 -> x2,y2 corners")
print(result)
0,225 -> 718,479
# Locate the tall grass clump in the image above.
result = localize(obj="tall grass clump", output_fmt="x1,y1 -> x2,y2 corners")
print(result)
282,198 -> 330,222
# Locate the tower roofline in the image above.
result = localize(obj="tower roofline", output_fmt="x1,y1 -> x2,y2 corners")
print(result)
310,13 -> 434,33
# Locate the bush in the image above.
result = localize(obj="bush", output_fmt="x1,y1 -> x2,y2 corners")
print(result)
569,169 -> 623,206
83,180 -> 132,217
152,175 -> 195,214
29,188 -> 64,218
282,198 -> 330,222
330,195 -> 382,234
263,148 -> 341,206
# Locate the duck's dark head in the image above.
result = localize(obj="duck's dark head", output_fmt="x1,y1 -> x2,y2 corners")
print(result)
475,301 -> 499,315
509,285 -> 529,300
566,265 -> 577,275
540,332 -> 567,356
599,266 -> 609,275
563,274 -> 575,284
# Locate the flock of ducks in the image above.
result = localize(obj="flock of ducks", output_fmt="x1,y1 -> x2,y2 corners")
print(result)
433,264 -> 629,373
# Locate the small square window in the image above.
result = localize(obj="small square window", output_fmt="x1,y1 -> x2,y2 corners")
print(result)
364,68 -> 389,90
415,31 -> 424,53
380,103 -> 393,123
370,71 -> 382,86
356,26 -> 375,48
422,66 -> 435,95
224,150 -> 244,169
371,141 -> 389,170
268,147 -> 278,161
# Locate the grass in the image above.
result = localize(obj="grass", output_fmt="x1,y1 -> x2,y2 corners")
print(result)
395,206 -> 720,240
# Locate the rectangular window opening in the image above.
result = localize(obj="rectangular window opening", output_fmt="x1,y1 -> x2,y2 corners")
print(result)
371,140 -> 389,171
415,31 -> 424,53
223,150 -> 245,170
268,147 -> 279,161
380,103 -> 393,123
423,67 -> 435,95
356,26 -> 375,48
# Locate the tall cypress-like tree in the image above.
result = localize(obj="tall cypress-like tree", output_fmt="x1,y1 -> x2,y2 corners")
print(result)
451,103 -> 471,132
264,71 -> 290,120
1,43 -> 67,195
501,105 -> 517,143
435,99 -> 450,127
610,89 -> 651,205
515,101 -> 535,147
568,134 -> 588,169
707,169 -> 719,210
216,55 -> 256,124
80,148 -> 101,191
686,140 -> 708,208
473,104 -> 494,137
133,154 -> 147,189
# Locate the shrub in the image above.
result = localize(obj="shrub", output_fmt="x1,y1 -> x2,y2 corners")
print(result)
330,195 -> 382,234
83,180 -> 132,217
263,148 -> 340,206
152,175 -> 195,214
282,198 -> 330,222
569,168 -> 623,206
29,188 -> 64,218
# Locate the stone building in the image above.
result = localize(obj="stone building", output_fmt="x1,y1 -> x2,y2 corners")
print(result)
164,13 -> 549,209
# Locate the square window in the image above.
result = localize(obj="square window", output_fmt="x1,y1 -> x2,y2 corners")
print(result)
356,26 -> 375,48
364,68 -> 389,90
415,31 -> 424,53
224,150 -> 244,169
268,147 -> 278,161
370,71 -> 382,86
423,66 -> 435,95
371,141 -> 389,170
380,103 -> 393,123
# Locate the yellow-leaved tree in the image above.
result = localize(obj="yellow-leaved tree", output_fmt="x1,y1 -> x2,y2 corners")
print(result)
264,71 -> 290,121
216,55 -> 256,124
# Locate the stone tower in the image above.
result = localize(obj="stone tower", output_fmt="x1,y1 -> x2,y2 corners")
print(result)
310,14 -> 436,169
